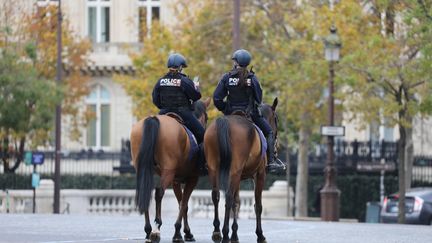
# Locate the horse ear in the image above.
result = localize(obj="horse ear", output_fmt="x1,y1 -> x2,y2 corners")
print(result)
204,97 -> 211,108
271,97 -> 278,111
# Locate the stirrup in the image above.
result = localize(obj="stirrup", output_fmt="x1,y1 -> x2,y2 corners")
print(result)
266,158 -> 286,174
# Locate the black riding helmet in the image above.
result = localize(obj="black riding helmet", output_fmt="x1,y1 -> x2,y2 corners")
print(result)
167,53 -> 188,69
232,49 -> 251,67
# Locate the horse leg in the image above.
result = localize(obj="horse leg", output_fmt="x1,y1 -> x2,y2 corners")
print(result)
150,187 -> 164,243
172,181 -> 186,243
211,188 -> 221,242
173,181 -> 183,205
181,177 -> 198,242
144,210 -> 152,243
221,189 -> 233,243
152,170 -> 174,243
230,177 -> 241,243
254,172 -> 267,243
209,172 -> 221,242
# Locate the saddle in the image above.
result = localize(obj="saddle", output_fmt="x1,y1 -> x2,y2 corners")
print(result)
231,110 -> 253,122
165,112 -> 184,124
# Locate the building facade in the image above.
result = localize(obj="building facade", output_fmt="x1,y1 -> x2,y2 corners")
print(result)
16,0 -> 177,151
3,0 -> 432,155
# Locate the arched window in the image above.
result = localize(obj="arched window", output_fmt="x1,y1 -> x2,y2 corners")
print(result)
86,84 -> 110,148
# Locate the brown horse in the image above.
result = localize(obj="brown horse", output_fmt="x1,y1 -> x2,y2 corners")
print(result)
130,98 -> 210,243
204,98 -> 279,243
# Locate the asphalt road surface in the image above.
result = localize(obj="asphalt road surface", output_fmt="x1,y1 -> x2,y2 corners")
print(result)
0,214 -> 430,243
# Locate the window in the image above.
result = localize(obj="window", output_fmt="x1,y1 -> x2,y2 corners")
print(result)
86,84 -> 111,148
87,0 -> 110,43
36,0 -> 58,6
138,0 -> 161,41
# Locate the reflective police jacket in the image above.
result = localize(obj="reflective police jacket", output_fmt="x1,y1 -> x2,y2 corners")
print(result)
152,72 -> 201,110
213,69 -> 262,115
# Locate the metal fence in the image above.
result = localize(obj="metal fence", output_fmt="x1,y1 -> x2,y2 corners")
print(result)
2,140 -> 432,183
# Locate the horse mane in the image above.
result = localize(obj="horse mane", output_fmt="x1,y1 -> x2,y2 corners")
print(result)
193,100 -> 207,119
259,104 -> 272,120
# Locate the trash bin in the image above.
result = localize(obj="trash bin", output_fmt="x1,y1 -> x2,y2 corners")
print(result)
365,201 -> 381,223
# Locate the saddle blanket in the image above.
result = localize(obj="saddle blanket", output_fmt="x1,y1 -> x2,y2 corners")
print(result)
184,125 -> 199,162
253,124 -> 267,160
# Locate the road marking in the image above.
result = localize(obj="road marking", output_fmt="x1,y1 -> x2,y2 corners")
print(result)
40,237 -> 146,243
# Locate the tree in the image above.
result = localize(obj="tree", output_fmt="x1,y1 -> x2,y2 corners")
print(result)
0,2 -> 91,173
339,0 -> 432,223
0,50 -> 60,173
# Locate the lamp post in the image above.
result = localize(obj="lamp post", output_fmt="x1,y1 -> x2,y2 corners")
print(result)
54,0 -> 62,214
320,25 -> 341,221
233,0 -> 240,51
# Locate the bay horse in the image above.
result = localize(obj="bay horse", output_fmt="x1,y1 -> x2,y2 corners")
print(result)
204,98 -> 279,243
130,98 -> 210,243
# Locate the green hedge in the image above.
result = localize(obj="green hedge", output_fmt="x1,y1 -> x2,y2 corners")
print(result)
1,173 -> 430,222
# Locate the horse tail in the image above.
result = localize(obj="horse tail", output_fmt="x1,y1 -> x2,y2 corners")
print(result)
135,116 -> 159,214
216,116 -> 231,192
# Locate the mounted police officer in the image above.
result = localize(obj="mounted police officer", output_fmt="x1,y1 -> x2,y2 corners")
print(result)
213,49 -> 285,173
152,53 -> 206,173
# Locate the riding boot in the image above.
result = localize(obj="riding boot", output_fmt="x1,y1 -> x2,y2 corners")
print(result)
197,143 -> 208,176
266,132 -> 286,174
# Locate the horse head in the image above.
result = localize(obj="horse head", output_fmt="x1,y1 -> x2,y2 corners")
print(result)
193,97 -> 210,128
260,97 -> 279,152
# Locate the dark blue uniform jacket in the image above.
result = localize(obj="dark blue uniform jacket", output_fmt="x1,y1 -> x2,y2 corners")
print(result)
213,71 -> 262,114
152,72 -> 201,110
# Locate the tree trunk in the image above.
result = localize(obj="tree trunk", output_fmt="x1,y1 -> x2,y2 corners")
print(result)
398,124 -> 406,224
405,118 -> 414,190
2,137 -> 25,173
295,115 -> 311,217
285,135 -> 293,216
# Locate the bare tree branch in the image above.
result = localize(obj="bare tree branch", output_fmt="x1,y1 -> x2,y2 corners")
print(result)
409,80 -> 426,89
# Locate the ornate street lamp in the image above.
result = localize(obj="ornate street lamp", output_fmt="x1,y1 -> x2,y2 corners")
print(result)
320,25 -> 342,221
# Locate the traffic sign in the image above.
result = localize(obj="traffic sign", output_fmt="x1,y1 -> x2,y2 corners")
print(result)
321,126 -> 345,136
32,173 -> 40,188
24,152 -> 33,165
32,152 -> 45,165
357,162 -> 396,172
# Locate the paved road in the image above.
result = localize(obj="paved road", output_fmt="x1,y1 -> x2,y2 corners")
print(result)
0,214 -> 430,243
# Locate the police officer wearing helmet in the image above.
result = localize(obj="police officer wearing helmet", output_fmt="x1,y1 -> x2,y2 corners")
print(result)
152,53 -> 206,173
213,49 -> 285,173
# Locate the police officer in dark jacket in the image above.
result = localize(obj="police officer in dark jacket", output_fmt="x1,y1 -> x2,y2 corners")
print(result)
213,49 -> 285,173
152,53 -> 206,173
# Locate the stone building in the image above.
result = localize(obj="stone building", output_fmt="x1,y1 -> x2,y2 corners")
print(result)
3,0 -> 431,155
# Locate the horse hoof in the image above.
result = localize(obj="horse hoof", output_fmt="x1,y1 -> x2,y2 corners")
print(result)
145,239 -> 152,243
257,237 -> 267,243
150,232 -> 160,243
231,240 -> 240,243
172,237 -> 184,243
184,233 -> 195,242
212,232 -> 222,242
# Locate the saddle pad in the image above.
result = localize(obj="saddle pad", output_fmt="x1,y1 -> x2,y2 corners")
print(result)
253,124 -> 267,160
183,125 -> 199,162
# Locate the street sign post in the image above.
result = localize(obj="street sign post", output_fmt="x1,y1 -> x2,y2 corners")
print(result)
29,151 -> 44,213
